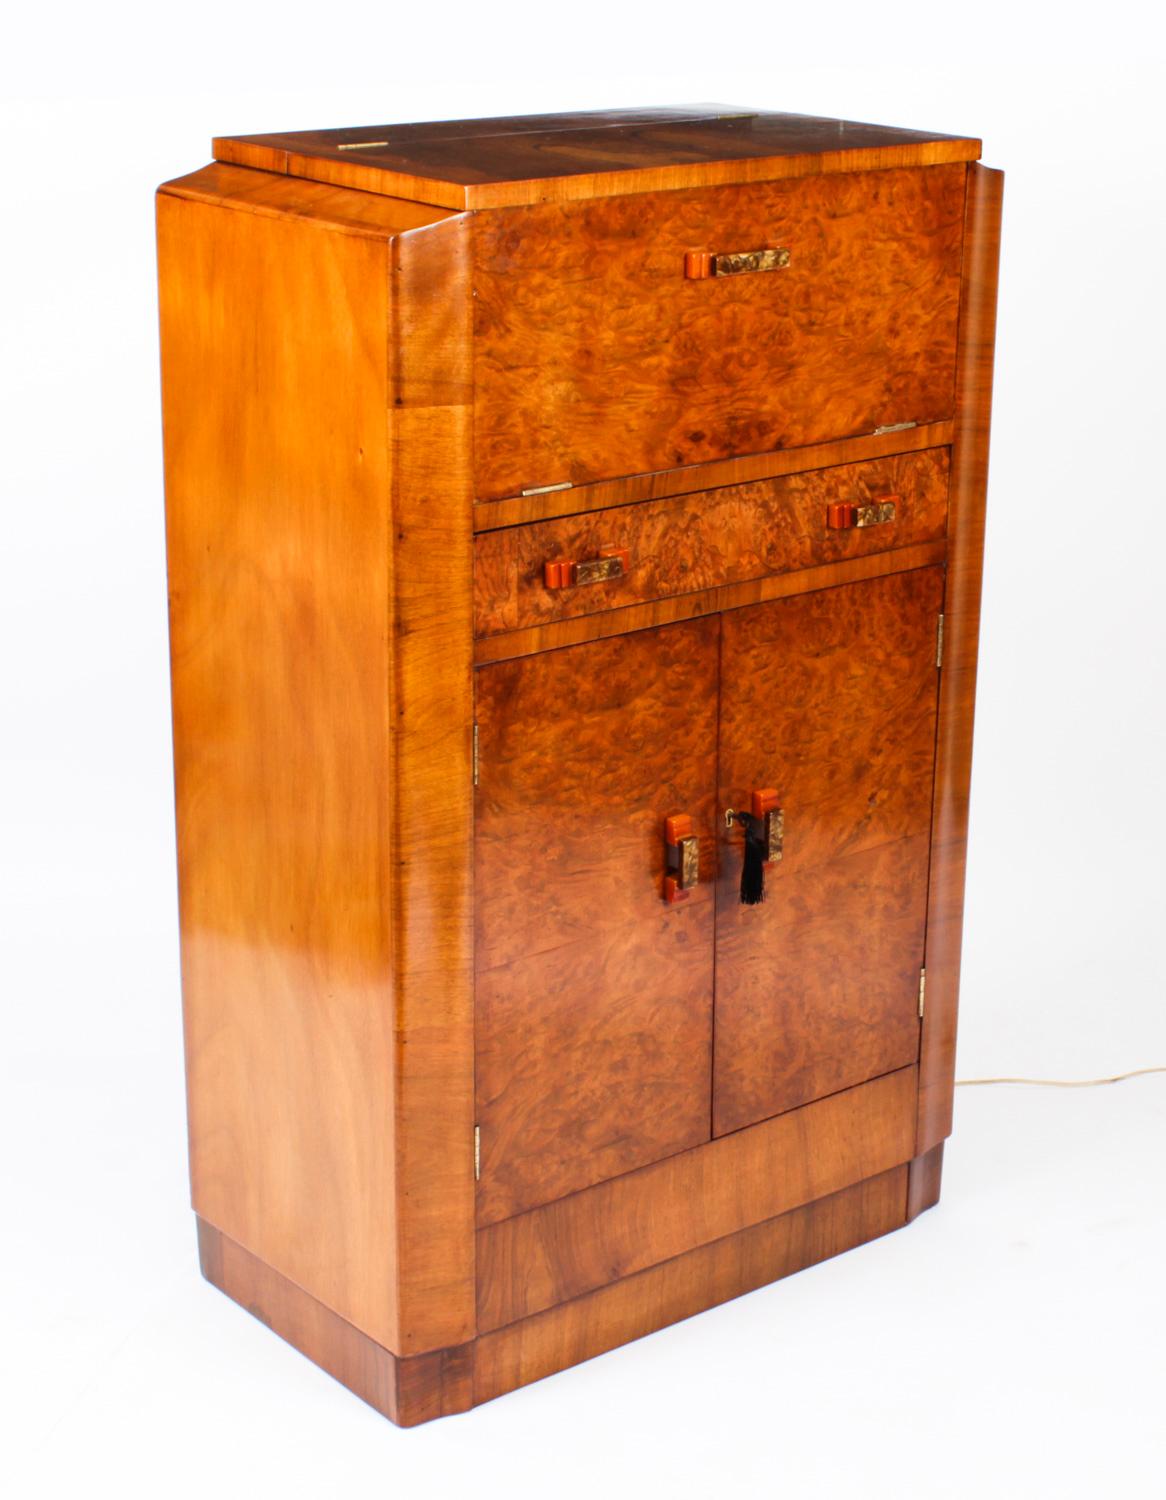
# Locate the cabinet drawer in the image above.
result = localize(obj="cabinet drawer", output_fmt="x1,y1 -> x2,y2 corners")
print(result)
474,449 -> 949,637
472,165 -> 966,501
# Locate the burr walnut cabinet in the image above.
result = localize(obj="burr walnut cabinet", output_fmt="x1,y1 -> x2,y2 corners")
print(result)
157,106 -> 1002,1425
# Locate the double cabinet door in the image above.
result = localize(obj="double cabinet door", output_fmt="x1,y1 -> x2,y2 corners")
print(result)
474,566 -> 944,1226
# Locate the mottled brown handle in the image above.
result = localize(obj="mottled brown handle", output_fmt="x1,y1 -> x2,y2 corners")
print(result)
725,790 -> 785,864
751,789 -> 784,864
826,496 -> 899,530
684,248 -> 791,279
544,547 -> 630,590
664,814 -> 700,904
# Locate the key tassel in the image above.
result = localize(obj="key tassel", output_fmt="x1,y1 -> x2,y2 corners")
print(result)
737,811 -> 767,906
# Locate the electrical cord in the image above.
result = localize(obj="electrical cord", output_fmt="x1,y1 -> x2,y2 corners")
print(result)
955,1066 -> 1166,1088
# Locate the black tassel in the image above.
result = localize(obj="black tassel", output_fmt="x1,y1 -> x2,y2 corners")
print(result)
739,812 -> 767,906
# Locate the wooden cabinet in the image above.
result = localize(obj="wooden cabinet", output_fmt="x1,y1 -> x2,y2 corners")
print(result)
159,106 -> 1002,1425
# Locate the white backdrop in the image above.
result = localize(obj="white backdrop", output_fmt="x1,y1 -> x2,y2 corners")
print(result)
3,4 -> 1164,1494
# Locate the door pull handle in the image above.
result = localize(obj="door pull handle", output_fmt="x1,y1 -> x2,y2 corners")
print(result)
724,789 -> 783,906
544,548 -> 630,590
664,814 -> 700,904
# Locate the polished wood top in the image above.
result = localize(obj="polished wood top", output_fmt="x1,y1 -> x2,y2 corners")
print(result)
214,105 -> 982,209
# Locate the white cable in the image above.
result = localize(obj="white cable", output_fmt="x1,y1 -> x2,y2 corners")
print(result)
955,1066 -> 1166,1088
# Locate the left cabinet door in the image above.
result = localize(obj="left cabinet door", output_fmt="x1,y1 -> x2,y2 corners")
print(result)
474,617 -> 720,1224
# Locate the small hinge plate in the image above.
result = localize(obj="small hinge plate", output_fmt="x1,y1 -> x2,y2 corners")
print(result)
918,967 -> 927,1019
474,1125 -> 480,1181
472,723 -> 479,787
936,614 -> 945,670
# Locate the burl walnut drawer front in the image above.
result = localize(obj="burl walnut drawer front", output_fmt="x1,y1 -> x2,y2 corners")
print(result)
474,449 -> 949,636
472,164 -> 966,501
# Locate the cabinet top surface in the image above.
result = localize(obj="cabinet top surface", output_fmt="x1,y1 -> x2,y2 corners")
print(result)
213,104 -> 982,210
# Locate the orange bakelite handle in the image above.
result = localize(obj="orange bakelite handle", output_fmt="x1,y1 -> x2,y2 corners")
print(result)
751,788 -> 780,819
544,547 -> 630,590
664,813 -> 699,903
826,495 -> 900,530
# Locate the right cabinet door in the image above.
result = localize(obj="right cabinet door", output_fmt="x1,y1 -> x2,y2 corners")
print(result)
713,567 -> 944,1137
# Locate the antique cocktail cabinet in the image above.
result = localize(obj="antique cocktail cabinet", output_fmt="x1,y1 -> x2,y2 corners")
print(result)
157,107 -> 1002,1425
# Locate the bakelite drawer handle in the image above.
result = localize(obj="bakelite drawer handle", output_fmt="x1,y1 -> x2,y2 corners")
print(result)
725,789 -> 784,906
664,814 -> 700,904
826,496 -> 899,530
544,548 -> 630,590
684,248 -> 791,279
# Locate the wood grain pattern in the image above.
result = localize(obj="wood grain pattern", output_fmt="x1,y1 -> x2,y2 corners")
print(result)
906,1142 -> 945,1220
160,111 -> 999,1423
473,1165 -> 908,1403
476,1064 -> 916,1331
917,165 -> 1003,1156
474,618 -> 719,1223
389,214 -> 477,1351
713,569 -> 943,1135
473,421 -> 954,530
197,1219 -> 474,1426
199,1165 -> 908,1425
158,184 -> 401,1347
474,540 -> 947,666
474,450 -> 949,636
472,166 -> 966,499
214,106 -> 979,210
159,169 -> 478,1358
161,160 -> 455,237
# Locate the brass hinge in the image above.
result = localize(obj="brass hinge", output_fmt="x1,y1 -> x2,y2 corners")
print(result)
474,1125 -> 481,1181
936,614 -> 945,670
918,967 -> 927,1019
472,723 -> 479,787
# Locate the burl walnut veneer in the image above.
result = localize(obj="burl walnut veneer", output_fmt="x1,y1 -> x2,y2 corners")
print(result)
157,105 -> 1002,1425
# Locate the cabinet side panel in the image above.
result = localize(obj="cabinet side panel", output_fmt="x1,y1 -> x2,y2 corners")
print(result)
158,191 -> 398,1346
390,214 -> 477,1352
917,164 -> 1004,1153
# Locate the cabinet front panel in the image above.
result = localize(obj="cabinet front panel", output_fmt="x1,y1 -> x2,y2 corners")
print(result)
472,165 -> 965,500
475,618 -> 719,1224
713,567 -> 944,1136
474,449 -> 949,636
